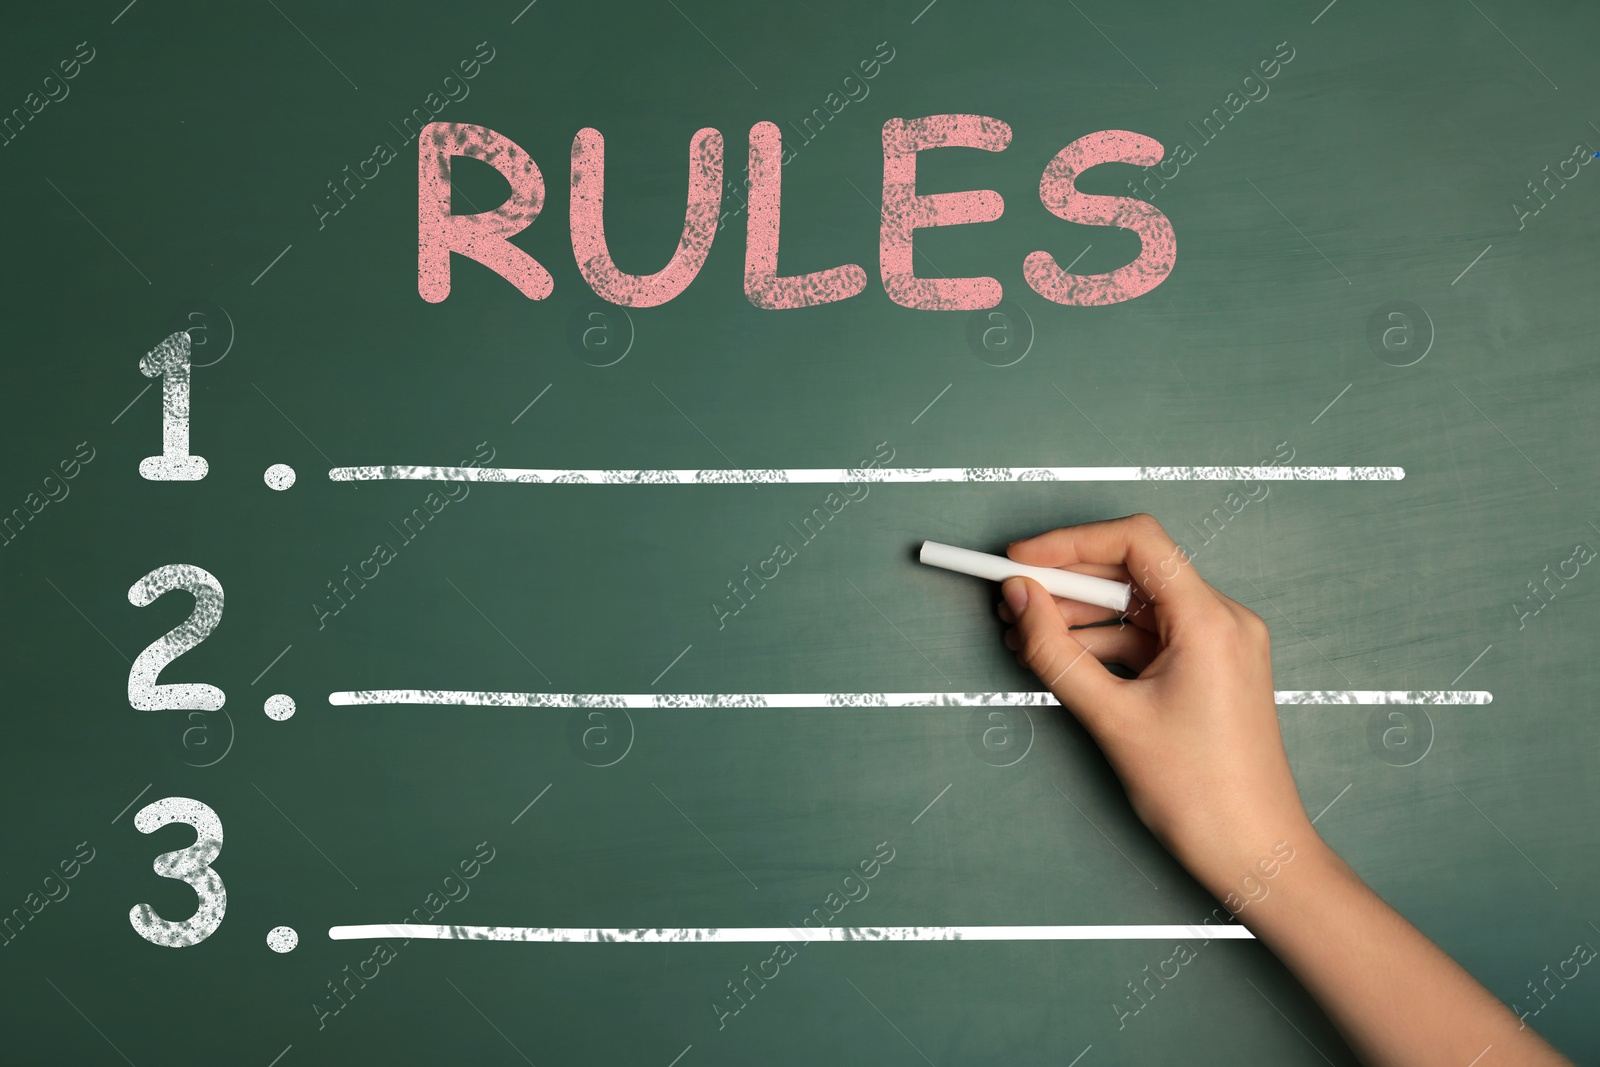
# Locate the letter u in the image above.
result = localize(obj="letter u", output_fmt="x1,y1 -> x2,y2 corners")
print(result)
571,127 -> 724,306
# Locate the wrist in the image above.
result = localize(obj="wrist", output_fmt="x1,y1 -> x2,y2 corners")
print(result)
1180,817 -> 1327,913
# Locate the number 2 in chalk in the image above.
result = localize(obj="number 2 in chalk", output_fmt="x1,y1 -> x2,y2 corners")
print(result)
138,330 -> 208,481
127,564 -> 226,712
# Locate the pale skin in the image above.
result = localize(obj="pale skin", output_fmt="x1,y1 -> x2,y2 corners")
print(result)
994,513 -> 1572,1067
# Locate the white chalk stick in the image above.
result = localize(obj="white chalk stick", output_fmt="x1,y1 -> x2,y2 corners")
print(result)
919,541 -> 1132,612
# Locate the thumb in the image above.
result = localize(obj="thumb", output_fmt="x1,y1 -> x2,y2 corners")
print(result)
1003,576 -> 1124,731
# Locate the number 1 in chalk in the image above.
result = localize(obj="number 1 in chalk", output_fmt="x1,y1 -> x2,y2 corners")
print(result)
139,330 -> 208,481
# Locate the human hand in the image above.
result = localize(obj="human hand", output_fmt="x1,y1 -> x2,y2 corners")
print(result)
996,514 -> 1576,1064
996,513 -> 1318,899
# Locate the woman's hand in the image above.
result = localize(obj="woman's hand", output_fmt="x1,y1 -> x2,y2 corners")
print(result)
997,512 -> 1573,1066
996,512 -> 1311,898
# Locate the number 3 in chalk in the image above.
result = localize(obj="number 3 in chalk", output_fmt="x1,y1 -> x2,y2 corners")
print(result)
127,564 -> 225,712
139,330 -> 208,480
129,797 -> 226,948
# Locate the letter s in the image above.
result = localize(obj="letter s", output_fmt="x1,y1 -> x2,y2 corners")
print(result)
1024,131 -> 1176,306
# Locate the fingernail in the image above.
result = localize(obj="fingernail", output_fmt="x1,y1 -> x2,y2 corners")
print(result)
1002,577 -> 1027,614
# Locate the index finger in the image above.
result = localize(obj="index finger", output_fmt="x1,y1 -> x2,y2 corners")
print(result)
1006,513 -> 1219,623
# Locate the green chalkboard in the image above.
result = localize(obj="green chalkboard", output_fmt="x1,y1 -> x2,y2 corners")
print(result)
3,0 -> 1597,1064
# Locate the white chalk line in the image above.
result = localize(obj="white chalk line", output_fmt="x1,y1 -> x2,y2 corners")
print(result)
328,924 -> 1257,943
327,465 -> 1404,485
328,690 -> 1491,708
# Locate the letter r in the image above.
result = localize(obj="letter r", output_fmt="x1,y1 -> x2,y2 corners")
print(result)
418,122 -> 552,302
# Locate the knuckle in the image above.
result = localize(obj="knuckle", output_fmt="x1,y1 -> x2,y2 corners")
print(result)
1192,600 -> 1235,634
1240,608 -> 1270,639
1021,631 -> 1058,672
1216,606 -> 1270,653
1128,512 -> 1164,538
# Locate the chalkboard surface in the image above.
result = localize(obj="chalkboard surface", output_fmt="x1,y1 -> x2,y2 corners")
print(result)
3,1 -> 1597,1064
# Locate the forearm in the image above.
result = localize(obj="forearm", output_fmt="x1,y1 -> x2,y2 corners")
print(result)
1211,832 -> 1569,1067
